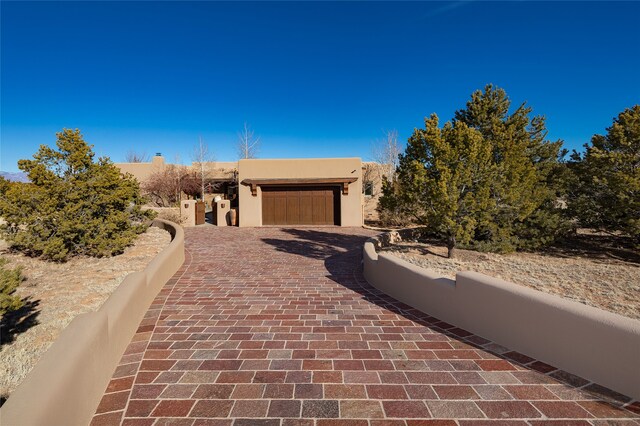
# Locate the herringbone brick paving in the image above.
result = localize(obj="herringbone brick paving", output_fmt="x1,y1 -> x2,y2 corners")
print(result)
92,227 -> 640,425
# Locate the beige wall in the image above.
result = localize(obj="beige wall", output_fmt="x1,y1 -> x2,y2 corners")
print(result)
363,239 -> 640,400
115,157 -> 237,186
117,155 -> 166,183
215,199 -> 232,226
180,200 -> 198,227
0,219 -> 185,426
238,158 -> 363,227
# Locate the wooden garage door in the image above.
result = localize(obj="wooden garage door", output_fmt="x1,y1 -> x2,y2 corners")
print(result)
262,186 -> 339,225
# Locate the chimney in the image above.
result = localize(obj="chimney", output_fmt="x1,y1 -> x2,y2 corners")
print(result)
152,154 -> 165,166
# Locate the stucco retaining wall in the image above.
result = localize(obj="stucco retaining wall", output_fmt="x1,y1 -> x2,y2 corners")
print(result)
0,219 -> 185,426
363,240 -> 640,400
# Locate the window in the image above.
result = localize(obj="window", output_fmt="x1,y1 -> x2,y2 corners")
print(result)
363,181 -> 374,197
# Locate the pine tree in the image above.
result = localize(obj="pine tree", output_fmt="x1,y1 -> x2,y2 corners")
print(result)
568,105 -> 640,241
380,115 -> 495,257
379,85 -> 569,254
453,85 -> 568,251
0,129 -> 154,261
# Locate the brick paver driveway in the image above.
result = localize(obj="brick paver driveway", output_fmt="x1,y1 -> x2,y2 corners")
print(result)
92,227 -> 639,425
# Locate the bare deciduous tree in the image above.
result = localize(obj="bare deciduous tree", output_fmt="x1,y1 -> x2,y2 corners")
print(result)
125,150 -> 150,163
191,137 -> 215,200
237,122 -> 260,159
371,130 -> 401,183
142,164 -> 199,207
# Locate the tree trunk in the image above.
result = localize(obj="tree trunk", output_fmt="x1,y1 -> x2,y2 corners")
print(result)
201,163 -> 205,202
447,235 -> 456,259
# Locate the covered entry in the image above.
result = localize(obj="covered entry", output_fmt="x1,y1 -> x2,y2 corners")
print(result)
262,186 -> 339,225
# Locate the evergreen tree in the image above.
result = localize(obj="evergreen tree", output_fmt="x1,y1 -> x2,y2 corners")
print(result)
568,105 -> 640,241
0,129 -> 154,261
395,115 -> 494,257
379,85 -> 568,254
454,85 -> 568,251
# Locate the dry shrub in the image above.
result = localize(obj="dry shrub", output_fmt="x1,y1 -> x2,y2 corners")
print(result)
151,208 -> 184,225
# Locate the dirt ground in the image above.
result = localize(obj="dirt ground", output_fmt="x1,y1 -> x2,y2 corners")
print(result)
0,227 -> 171,403
383,234 -> 640,321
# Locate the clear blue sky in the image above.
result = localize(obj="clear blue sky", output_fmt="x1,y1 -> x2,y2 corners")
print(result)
2,1 -> 639,172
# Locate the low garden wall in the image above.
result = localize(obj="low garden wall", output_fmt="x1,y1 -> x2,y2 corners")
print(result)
363,233 -> 640,400
0,219 -> 185,426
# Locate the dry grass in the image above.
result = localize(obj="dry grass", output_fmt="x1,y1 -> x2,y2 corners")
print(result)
383,236 -> 640,321
0,227 -> 170,403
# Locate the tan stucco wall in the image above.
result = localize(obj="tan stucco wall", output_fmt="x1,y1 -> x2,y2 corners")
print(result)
363,240 -> 640,400
238,158 -> 363,227
0,219 -> 185,426
115,157 -> 238,185
117,155 -> 167,183
215,199 -> 232,226
181,200 -> 198,227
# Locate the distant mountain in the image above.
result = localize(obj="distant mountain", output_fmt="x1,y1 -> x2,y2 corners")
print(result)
0,171 -> 29,183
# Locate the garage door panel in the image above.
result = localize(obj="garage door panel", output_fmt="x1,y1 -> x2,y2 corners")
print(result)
286,192 -> 300,225
312,195 -> 324,224
325,193 -> 334,224
300,191 -> 314,224
262,195 -> 275,225
262,186 -> 338,225
274,194 -> 287,224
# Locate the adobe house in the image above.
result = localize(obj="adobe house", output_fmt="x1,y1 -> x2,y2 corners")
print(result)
116,155 -> 382,226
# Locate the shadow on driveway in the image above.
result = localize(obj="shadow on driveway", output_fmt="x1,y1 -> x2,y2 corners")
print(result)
261,227 -> 636,409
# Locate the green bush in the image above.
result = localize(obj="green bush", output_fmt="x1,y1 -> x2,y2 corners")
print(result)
0,257 -> 24,317
0,129 -> 154,261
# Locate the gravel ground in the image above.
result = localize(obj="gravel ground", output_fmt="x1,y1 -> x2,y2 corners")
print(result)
0,227 -> 171,402
384,242 -> 640,321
